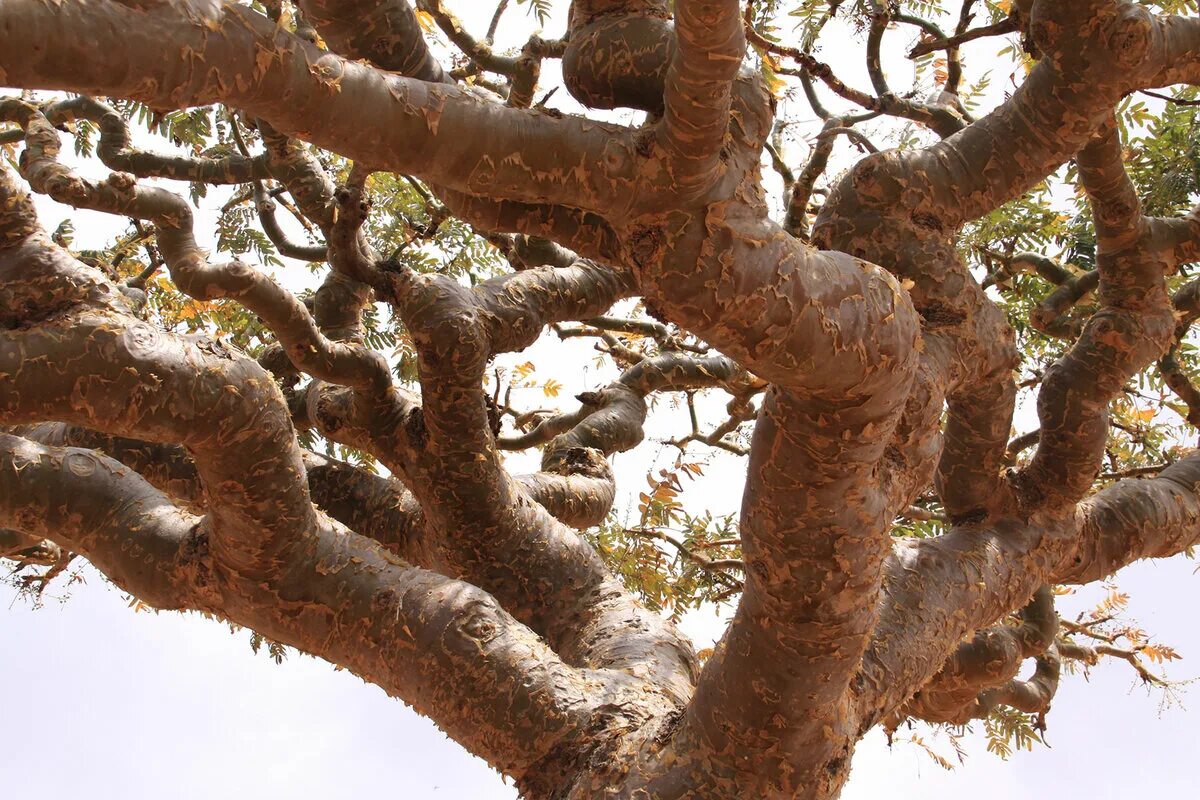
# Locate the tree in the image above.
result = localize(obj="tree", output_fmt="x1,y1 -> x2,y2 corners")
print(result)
2,0 -> 1200,796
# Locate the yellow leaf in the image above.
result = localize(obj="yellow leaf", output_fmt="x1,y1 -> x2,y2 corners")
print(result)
653,484 -> 678,501
177,301 -> 204,321
765,71 -> 787,99
513,361 -> 536,381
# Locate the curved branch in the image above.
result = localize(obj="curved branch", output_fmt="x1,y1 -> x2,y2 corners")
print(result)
351,265 -> 701,696
416,0 -> 563,109
0,432 -> 616,787
2,100 -> 392,394
13,423 -> 205,509
839,2 -> 1200,232
257,121 -> 339,231
902,586 -> 1058,724
784,119 -> 855,240
862,446 -> 1200,734
476,260 -> 635,355
1152,14 -> 1200,86
1060,452 -> 1200,584
0,0 -> 641,218
658,0 -> 745,199
974,649 -> 1062,718
299,0 -> 448,82
908,14 -> 1021,58
1030,269 -> 1100,339
865,1 -> 894,99
0,164 -> 325,579
502,352 -> 754,457
304,450 -> 618,563
1014,122 -> 1175,509
755,16 -> 965,137
0,432 -> 197,609
0,95 -> 273,183
251,181 -> 329,261
440,191 -> 623,264
815,2 -> 1200,530
7,422 -> 615,560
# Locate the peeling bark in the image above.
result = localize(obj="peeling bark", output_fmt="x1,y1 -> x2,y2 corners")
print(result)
2,0 -> 1200,797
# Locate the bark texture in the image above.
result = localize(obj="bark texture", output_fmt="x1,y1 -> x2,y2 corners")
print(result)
2,1 -> 1200,798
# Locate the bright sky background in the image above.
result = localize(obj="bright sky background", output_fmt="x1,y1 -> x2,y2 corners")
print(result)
4,2 -> 1200,798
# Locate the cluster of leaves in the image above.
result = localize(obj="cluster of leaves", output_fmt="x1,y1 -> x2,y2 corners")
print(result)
981,706 -> 1045,758
517,0 -> 553,28
248,631 -> 289,664
587,459 -> 744,620
894,706 -> 1043,764
1126,87 -> 1200,218
192,608 -> 292,664
0,561 -> 85,610
1060,585 -> 1185,683
495,360 -> 566,401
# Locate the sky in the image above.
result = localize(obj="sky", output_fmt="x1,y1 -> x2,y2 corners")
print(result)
4,2 -> 1200,798
3,553 -> 1197,798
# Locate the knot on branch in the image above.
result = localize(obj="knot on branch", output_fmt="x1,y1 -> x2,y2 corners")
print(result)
916,300 -> 969,329
544,446 -> 610,480
449,598 -> 502,647
1031,1 -> 1153,76
178,519 -> 221,611
848,153 -> 890,204
404,407 -> 428,449
1108,6 -> 1155,68
626,224 -> 666,271
310,384 -> 356,436
308,52 -> 346,92
34,168 -> 90,206
576,390 -> 604,408
258,342 -> 302,385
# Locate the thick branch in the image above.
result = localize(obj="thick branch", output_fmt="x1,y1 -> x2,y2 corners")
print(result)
350,265 -> 701,697
659,0 -> 745,198
502,353 -> 754,459
861,448 -> 1200,733
1014,122 -> 1175,509
0,432 -> 195,608
299,0 -> 448,82
0,432 -> 613,786
0,191 -> 318,581
0,0 -> 640,217
902,586 -> 1058,724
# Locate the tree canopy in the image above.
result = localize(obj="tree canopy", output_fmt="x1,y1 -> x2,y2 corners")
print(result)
3,1 -> 1200,797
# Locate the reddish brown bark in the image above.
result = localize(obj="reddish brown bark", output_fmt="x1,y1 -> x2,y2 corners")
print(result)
3,1 -> 1200,798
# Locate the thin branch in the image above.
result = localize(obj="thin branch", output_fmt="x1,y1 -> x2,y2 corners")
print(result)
908,14 -> 1021,58
3,100 -> 392,394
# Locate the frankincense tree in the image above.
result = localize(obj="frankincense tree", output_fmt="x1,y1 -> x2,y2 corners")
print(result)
3,0 -> 1200,797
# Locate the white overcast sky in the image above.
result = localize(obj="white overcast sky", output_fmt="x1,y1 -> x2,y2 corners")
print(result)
4,2 -> 1200,797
